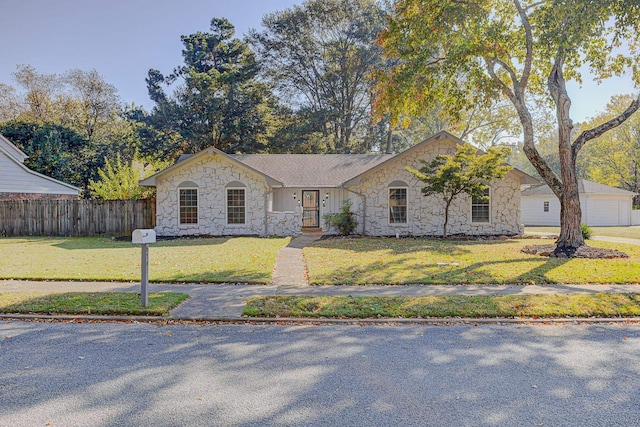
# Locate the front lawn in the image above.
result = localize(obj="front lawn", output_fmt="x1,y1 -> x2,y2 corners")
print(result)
0,237 -> 289,283
243,294 -> 640,318
304,237 -> 640,284
0,292 -> 189,316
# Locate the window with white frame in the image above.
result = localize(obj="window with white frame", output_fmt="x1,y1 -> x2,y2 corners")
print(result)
471,187 -> 490,223
543,201 -> 549,212
389,187 -> 407,224
227,188 -> 246,224
179,188 -> 198,224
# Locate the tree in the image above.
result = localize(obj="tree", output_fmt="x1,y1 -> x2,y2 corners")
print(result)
578,94 -> 640,200
89,154 -> 158,200
376,0 -> 640,254
0,121 -> 92,190
408,144 -> 512,237
251,0 -> 387,153
145,18 -> 277,155
64,69 -> 121,141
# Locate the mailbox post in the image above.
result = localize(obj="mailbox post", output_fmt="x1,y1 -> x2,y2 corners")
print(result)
132,229 -> 156,307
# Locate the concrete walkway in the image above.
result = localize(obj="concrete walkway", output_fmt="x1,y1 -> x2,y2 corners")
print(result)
270,233 -> 323,286
2,279 -> 640,321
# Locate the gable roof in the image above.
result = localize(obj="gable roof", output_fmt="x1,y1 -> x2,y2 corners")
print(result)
341,130 -> 539,187
139,146 -> 284,187
0,133 -> 28,163
230,154 -> 394,188
140,130 -> 538,188
0,133 -> 81,195
522,179 -> 637,197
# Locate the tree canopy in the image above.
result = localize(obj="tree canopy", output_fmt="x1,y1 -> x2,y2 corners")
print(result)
251,0 -> 388,153
145,18 -> 277,155
376,0 -> 640,253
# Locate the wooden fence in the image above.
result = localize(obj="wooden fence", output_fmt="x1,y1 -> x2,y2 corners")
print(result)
0,199 -> 156,237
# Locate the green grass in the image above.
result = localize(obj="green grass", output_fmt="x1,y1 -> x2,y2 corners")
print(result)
304,237 -> 640,284
0,292 -> 189,316
0,236 -> 289,283
525,226 -> 640,240
243,294 -> 640,318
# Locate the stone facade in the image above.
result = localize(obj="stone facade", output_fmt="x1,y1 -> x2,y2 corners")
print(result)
155,153 -> 270,236
151,134 -> 524,237
349,137 -> 523,236
267,209 -> 303,237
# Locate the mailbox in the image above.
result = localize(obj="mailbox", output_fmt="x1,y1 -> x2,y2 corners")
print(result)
132,229 -> 156,244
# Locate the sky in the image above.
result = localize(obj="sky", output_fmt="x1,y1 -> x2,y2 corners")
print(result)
0,0 -> 637,123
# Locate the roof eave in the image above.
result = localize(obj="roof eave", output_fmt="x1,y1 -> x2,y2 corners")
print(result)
0,145 -> 81,194
138,146 -> 284,188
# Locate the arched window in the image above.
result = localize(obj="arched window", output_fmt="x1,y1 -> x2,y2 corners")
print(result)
388,181 -> 408,224
471,187 -> 491,223
178,182 -> 198,225
226,182 -> 246,224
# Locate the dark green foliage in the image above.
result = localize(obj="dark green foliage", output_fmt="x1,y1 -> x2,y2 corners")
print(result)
323,200 -> 358,235
0,121 -> 96,191
144,17 -> 277,155
581,224 -> 592,240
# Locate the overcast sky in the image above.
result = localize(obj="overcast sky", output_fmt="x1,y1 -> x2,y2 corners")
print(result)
0,0 -> 636,123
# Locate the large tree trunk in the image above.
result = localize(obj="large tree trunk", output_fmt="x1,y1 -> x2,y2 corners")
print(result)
556,178 -> 584,251
548,53 -> 584,253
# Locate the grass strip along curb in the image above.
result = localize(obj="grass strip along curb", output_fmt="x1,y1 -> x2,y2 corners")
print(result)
243,294 -> 640,319
0,292 -> 189,316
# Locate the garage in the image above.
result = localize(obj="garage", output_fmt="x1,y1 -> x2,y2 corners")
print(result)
521,180 -> 636,226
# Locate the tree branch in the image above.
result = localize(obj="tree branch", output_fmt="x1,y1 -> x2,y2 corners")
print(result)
512,0 -> 534,91
572,93 -> 640,156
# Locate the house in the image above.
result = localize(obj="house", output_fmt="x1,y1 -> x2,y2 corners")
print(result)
0,133 -> 81,200
140,131 -> 538,237
521,179 -> 636,226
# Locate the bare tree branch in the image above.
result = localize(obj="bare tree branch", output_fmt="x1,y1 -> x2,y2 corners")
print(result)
572,93 -> 640,156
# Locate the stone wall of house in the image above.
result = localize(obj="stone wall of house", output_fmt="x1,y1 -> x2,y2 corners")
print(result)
155,153 -> 269,236
0,192 -> 77,201
350,136 -> 523,236
267,209 -> 303,236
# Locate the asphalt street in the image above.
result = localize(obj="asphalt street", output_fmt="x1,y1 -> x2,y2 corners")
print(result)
1,321 -> 639,427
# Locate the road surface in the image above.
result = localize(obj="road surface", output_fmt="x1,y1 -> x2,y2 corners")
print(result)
1,321 -> 639,426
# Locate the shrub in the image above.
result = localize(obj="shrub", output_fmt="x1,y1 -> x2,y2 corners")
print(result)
581,224 -> 592,240
323,200 -> 358,236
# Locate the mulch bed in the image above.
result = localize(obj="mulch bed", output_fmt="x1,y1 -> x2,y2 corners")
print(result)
522,244 -> 629,259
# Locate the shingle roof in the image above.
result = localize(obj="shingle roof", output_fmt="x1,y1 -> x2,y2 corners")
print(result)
229,154 -> 395,187
522,179 -> 637,196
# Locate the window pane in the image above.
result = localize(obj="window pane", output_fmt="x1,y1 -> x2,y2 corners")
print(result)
179,189 -> 198,224
227,189 -> 245,224
389,188 -> 407,223
472,188 -> 490,223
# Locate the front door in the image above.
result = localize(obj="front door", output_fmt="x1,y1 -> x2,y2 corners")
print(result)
302,190 -> 320,228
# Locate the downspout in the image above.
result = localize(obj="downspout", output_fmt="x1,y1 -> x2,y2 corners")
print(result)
342,186 -> 367,235
264,187 -> 274,236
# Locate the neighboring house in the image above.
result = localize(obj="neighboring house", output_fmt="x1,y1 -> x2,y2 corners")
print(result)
140,131 -> 539,237
0,134 -> 81,200
521,179 -> 636,226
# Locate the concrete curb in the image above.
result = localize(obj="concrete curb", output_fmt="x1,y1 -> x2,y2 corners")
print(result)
2,313 -> 639,325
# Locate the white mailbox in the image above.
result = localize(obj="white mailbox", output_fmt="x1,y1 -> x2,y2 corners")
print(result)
132,229 -> 156,244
